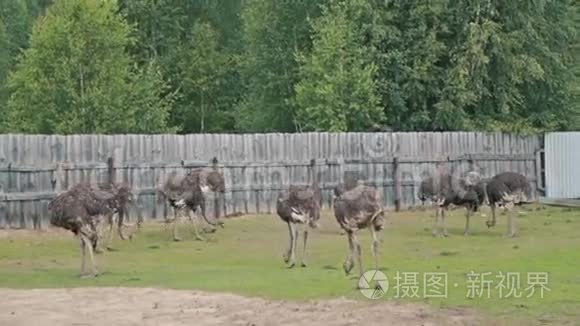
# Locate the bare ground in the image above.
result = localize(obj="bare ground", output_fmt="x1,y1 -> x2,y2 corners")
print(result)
0,287 -> 485,326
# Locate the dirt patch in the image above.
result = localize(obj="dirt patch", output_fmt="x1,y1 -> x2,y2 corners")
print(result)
0,287 -> 484,326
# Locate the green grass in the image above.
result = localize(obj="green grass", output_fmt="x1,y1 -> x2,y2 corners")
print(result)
0,205 -> 579,324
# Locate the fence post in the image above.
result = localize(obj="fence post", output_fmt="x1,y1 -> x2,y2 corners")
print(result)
53,163 -> 65,193
393,157 -> 401,212
467,154 -> 475,171
211,157 -> 221,219
0,186 -> 6,229
535,149 -> 545,195
107,156 -> 115,185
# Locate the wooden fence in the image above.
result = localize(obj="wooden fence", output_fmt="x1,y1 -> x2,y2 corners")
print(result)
0,132 -> 543,229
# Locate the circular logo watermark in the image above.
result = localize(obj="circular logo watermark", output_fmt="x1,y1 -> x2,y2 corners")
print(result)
359,269 -> 389,299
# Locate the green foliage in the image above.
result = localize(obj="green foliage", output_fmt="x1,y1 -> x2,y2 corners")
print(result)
0,19 -> 9,108
295,0 -> 382,132
174,22 -> 232,133
571,1 -> 580,129
371,0 -> 576,132
0,0 -> 577,134
236,0 -> 324,132
118,0 -> 242,133
0,0 -> 35,126
5,0 -> 173,134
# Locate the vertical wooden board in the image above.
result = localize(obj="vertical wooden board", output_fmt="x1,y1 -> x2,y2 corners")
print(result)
22,136 -> 31,166
23,200 -> 34,229
205,134 -> 215,161
242,166 -> 249,214
321,132 -> 329,160
220,134 -> 228,162
196,134 -> 205,160
5,201 -> 14,228
265,166 -> 273,214
139,134 -> 148,162
309,132 -> 317,159
150,135 -> 159,163
17,201 -> 26,228
230,134 -> 239,162
10,135 -> 19,164
0,196 -> 6,229
184,134 -> 193,160
16,135 -> 24,164
265,134 -> 273,163
331,133 -> 340,159
249,166 -> 257,213
292,134 -> 301,162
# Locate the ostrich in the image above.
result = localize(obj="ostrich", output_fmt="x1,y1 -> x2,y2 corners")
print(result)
48,183 -> 120,277
333,185 -> 385,278
276,183 -> 321,268
419,171 -> 486,237
486,172 -> 532,237
158,168 -> 225,241
94,182 -> 139,251
417,172 -> 452,236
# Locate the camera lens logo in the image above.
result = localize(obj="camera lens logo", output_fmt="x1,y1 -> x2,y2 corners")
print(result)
358,270 -> 389,299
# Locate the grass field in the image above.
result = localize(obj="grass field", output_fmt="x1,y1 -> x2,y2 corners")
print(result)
0,205 -> 579,324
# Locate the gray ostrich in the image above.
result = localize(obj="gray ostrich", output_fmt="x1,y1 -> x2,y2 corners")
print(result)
48,183 -> 119,277
418,171 -> 486,237
486,172 -> 532,237
276,183 -> 321,268
333,185 -> 385,278
94,182 -> 139,251
158,168 -> 225,241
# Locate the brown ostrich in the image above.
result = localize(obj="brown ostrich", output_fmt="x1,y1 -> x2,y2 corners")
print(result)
486,172 -> 532,237
419,171 -> 486,237
94,182 -> 139,251
276,183 -> 321,268
333,185 -> 385,278
157,168 -> 225,241
48,183 -> 119,277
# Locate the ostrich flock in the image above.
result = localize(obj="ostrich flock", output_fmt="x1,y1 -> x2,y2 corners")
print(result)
48,166 -> 532,278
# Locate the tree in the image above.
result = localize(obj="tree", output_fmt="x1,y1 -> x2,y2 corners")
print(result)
119,0 -> 242,133
175,22 -> 231,133
571,0 -> 580,129
294,0 -> 382,132
0,19 -> 9,122
438,0 -> 576,132
370,0 -> 576,132
0,0 -> 34,124
237,0 -> 324,132
5,0 -> 173,134
373,0 -> 451,131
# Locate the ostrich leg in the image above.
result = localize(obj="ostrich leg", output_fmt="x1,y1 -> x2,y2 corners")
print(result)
79,238 -> 86,276
172,209 -> 181,242
487,203 -> 497,228
432,207 -> 441,237
300,224 -> 309,267
464,208 -> 472,236
343,231 -> 355,275
440,208 -> 449,237
370,227 -> 380,271
187,210 -> 205,241
350,232 -> 363,278
285,222 -> 297,268
80,234 -> 98,278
